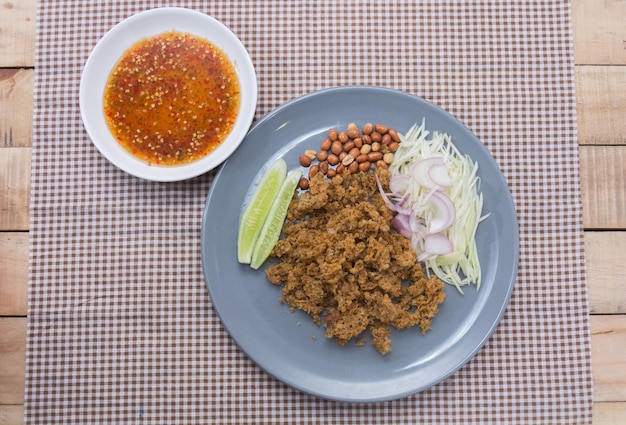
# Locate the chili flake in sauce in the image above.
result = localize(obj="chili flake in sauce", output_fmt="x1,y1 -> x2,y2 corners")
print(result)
103,31 -> 240,166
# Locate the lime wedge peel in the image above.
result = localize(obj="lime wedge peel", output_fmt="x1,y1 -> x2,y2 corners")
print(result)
237,158 -> 287,264
249,168 -> 302,269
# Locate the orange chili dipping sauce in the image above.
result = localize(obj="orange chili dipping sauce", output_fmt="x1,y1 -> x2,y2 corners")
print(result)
103,31 -> 240,166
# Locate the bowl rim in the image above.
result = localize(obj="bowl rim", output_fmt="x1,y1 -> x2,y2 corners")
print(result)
79,7 -> 258,182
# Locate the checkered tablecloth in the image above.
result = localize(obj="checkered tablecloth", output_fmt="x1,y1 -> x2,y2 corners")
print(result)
26,1 -> 592,424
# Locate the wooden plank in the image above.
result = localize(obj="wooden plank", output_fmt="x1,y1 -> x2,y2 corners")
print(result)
0,68 -> 34,148
585,232 -> 626,314
0,0 -> 36,67
0,318 -> 25,405
1,398 -> 624,421
0,405 -> 23,425
576,66 -> 626,145
579,146 -> 626,230
594,402 -> 626,425
0,232 -> 28,316
591,315 -> 626,402
0,404 -> 600,425
0,147 -> 30,231
572,0 -> 626,65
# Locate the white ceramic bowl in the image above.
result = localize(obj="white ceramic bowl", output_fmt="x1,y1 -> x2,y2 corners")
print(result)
79,7 -> 257,181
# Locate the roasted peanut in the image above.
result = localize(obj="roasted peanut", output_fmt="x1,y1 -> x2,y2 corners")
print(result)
309,164 -> 319,179
367,152 -> 383,162
342,154 -> 355,166
358,161 -> 371,172
300,123 -> 400,187
348,147 -> 361,158
389,128 -> 400,143
320,138 -> 332,151
331,140 -> 343,155
375,124 -> 389,134
356,154 -> 369,163
298,177 -> 310,190
328,129 -> 338,141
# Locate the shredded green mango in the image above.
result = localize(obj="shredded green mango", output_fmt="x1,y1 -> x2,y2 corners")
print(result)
390,120 -> 487,292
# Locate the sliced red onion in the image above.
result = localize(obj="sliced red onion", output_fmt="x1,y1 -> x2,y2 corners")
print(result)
376,175 -> 398,209
428,163 -> 453,188
376,175 -> 412,215
428,190 -> 456,234
411,156 -> 453,190
409,213 -> 426,235
411,157 -> 441,189
391,214 -> 413,238
424,232 -> 454,255
389,174 -> 410,194
412,235 -> 421,250
417,251 -> 435,262
381,158 -> 457,263
397,191 -> 411,208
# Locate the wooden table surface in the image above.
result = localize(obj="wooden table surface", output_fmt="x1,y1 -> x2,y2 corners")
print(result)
1,1 -> 624,423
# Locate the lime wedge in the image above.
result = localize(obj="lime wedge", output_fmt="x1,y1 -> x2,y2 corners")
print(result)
237,158 -> 288,264
250,168 -> 302,269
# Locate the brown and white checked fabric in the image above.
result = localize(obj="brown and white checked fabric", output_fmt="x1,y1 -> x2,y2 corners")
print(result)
26,1 -> 592,424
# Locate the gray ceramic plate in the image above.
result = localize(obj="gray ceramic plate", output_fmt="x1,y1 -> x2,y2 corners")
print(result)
201,86 -> 519,402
